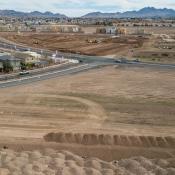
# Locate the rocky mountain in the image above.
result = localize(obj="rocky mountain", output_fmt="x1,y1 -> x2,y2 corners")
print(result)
82,7 -> 175,18
0,10 -> 67,18
0,7 -> 175,18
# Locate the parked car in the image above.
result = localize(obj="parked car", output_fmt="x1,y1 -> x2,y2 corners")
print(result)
133,59 -> 140,62
19,71 -> 30,75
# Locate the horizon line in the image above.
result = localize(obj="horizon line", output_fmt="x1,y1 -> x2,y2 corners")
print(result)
0,6 -> 175,17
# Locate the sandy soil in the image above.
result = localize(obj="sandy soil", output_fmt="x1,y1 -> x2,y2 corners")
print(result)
0,148 -> 175,175
0,29 -> 175,63
0,66 -> 175,137
0,32 -> 145,57
0,65 -> 174,169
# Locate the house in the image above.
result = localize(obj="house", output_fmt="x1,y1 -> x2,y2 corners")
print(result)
35,25 -> 52,32
35,24 -> 82,33
24,51 -> 41,59
35,61 -> 49,68
14,51 -> 41,64
105,26 -> 117,34
96,26 -> 117,35
96,27 -> 106,34
51,55 -> 67,64
0,62 -> 3,72
0,53 -> 11,72
0,55 -> 21,71
117,28 -> 127,35
59,25 -> 82,33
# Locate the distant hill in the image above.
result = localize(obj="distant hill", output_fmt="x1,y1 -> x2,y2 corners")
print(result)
0,7 -> 175,18
82,7 -> 175,18
0,10 -> 67,18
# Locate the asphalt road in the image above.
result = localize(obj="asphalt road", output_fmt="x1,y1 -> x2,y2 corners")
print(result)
0,41 -> 115,63
0,63 -> 107,89
0,40 -> 175,89
1,41 -> 175,67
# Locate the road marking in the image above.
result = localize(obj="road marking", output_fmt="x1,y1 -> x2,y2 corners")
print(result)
0,64 -> 90,85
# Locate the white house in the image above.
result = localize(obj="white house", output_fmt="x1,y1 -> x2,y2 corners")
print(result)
24,51 -> 42,59
105,26 -> 117,34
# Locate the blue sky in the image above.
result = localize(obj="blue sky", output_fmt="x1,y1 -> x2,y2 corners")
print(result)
0,0 -> 175,17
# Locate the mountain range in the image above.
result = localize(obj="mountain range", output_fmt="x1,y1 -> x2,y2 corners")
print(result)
82,7 -> 175,18
0,7 -> 175,18
0,10 -> 67,18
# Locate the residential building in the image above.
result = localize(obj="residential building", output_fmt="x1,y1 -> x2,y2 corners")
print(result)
0,62 -> 3,72
14,51 -> 41,64
96,26 -> 117,35
0,55 -> 21,71
105,26 -> 117,34
35,24 -> 82,33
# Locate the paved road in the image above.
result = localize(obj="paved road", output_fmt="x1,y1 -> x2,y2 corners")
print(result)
0,63 -> 107,89
0,41 -> 115,63
1,41 -> 175,67
118,60 -> 175,69
0,40 -> 175,89
0,62 -> 76,81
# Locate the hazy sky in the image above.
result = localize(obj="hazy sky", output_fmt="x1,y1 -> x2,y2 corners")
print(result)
0,0 -> 175,17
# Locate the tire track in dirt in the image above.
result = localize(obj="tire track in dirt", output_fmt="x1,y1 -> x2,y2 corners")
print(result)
0,93 -> 107,120
32,94 -> 107,120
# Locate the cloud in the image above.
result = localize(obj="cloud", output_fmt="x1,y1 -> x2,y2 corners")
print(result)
0,0 -> 175,16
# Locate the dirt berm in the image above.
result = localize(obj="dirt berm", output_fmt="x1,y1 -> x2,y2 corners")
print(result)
44,132 -> 175,148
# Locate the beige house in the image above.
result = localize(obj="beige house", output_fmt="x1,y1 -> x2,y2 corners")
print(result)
13,51 -> 41,64
0,55 -> 21,71
96,26 -> 117,35
35,24 -> 82,33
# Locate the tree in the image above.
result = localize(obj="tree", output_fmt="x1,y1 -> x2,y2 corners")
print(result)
3,61 -> 13,73
20,62 -> 27,70
26,63 -> 35,69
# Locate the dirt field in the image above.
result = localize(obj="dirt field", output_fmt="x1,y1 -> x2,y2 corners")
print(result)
0,65 -> 175,174
0,32 -> 147,58
1,66 -> 175,135
0,65 -> 175,163
0,148 -> 175,175
0,32 -> 145,57
1,27 -> 175,63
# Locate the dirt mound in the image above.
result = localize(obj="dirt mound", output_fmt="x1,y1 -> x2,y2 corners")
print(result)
44,132 -> 175,148
0,148 -> 175,175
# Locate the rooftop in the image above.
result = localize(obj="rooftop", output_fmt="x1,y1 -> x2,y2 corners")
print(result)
0,55 -> 21,61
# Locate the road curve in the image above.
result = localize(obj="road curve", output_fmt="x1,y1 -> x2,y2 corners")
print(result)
0,39 -> 175,89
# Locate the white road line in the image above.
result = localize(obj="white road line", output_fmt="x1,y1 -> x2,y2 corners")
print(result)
0,64 -> 90,85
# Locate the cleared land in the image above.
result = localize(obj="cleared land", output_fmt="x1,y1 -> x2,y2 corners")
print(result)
0,26 -> 175,63
0,26 -> 175,175
0,148 -> 175,175
1,66 -> 175,135
0,65 -> 175,175
0,65 -> 174,163
0,32 -> 146,57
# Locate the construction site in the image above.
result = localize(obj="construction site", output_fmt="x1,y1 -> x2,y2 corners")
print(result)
0,18 -> 175,175
0,25 -> 175,64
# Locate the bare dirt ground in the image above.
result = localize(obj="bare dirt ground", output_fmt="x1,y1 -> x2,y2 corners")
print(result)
0,66 -> 175,136
0,27 -> 175,63
0,148 -> 175,175
0,65 -> 175,165
0,65 -> 175,174
0,32 -> 145,57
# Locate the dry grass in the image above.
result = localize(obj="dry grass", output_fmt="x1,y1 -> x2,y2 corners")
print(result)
0,66 -> 175,138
